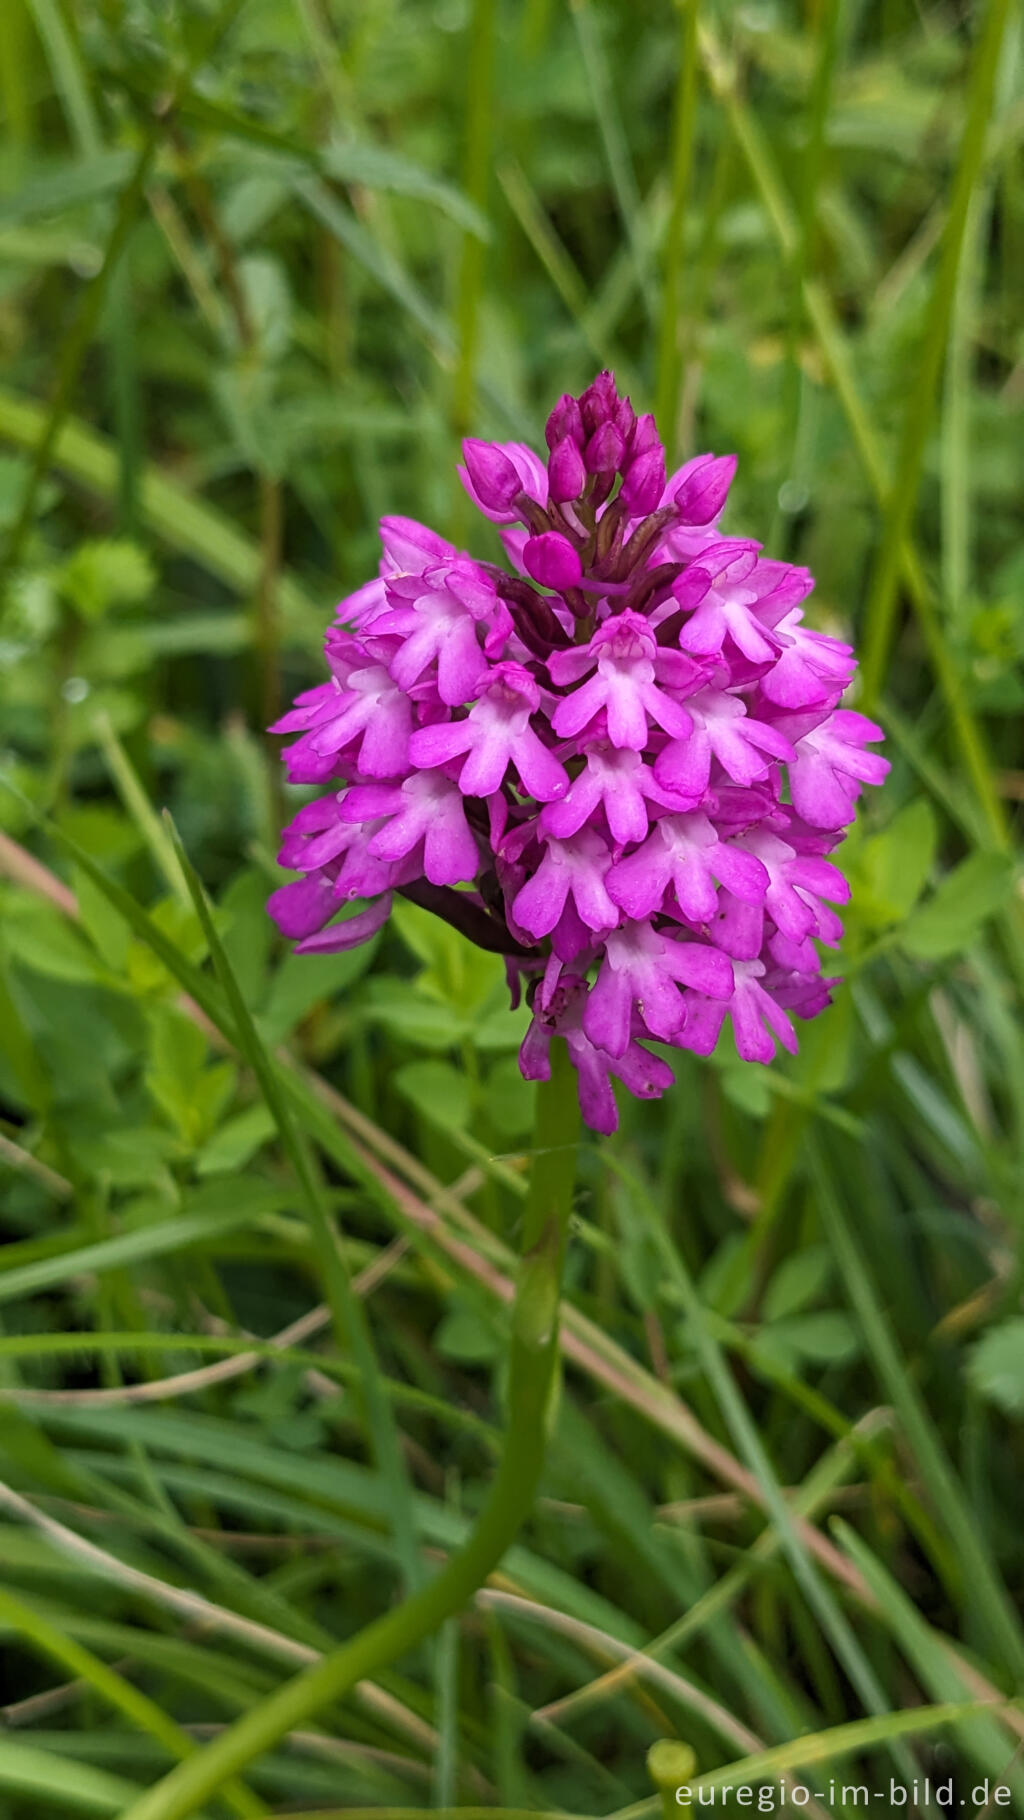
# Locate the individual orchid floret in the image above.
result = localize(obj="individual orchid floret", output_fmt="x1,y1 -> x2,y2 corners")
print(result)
542,743 -> 677,848
607,810 -> 770,924
519,974 -> 674,1137
409,662 -> 568,801
673,541 -> 796,665
268,369 -> 888,1135
758,611 -> 857,709
523,532 -> 583,591
343,772 -> 480,887
550,612 -> 700,751
672,453 -> 737,526
584,921 -> 732,1056
654,688 -> 795,800
511,827 -> 619,942
369,561 -> 506,706
680,957 -> 800,1066
782,709 -> 889,829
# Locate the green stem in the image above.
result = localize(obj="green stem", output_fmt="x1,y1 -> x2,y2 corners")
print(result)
452,0 -> 495,445
655,0 -> 700,460
859,0 -> 1012,702
112,1044 -> 581,1820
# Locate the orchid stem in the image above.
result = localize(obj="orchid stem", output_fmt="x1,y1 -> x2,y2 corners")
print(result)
112,1041 -> 581,1820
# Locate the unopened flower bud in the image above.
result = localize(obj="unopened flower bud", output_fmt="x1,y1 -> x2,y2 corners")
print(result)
620,445 -> 666,516
547,435 -> 587,504
545,394 -> 584,451
580,370 -> 618,433
630,412 -> 660,459
523,531 -> 583,591
461,439 -> 524,517
584,421 -> 626,475
614,396 -> 636,443
673,453 -> 737,526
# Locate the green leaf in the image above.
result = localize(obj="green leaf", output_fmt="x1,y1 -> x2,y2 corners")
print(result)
697,1234 -> 757,1320
856,798 -> 937,922
902,852 -> 1016,959
763,1247 -> 832,1322
58,539 -> 155,620
321,138 -> 490,237
0,1735 -> 141,1813
0,150 -> 134,229
757,1311 -> 861,1369
3,894 -> 105,985
968,1319 -> 1024,1418
393,1060 -> 471,1134
434,1306 -> 501,1365
196,1104 -> 276,1176
259,937 -> 379,1045
72,862 -> 131,969
362,977 -> 468,1050
145,1005 -> 209,1142
482,1055 -> 535,1138
0,1184 -> 287,1307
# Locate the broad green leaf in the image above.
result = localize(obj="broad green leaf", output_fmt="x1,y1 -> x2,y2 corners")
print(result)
763,1247 -> 832,1322
393,1060 -> 471,1134
968,1320 -> 1024,1418
259,936 -> 379,1044
58,539 -> 155,620
0,150 -> 134,228
902,853 -> 1015,960
361,977 -> 469,1050
3,895 -> 106,985
72,861 -> 131,969
0,1736 -> 141,1813
755,1311 -> 860,1370
196,1104 -> 276,1176
434,1306 -> 501,1365
857,798 -> 937,921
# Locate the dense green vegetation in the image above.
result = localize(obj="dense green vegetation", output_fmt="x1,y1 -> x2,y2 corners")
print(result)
0,1 -> 1022,1815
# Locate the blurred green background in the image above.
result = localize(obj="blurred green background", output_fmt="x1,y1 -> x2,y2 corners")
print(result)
0,1 -> 1023,1815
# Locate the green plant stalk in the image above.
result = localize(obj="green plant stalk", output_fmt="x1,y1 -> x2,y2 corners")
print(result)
113,1043 -> 581,1820
571,0 -> 655,322
0,134 -> 155,581
165,817 -> 423,1598
0,1587 -> 265,1820
859,0 -> 1012,702
696,20 -> 1010,854
452,0 -> 495,445
809,1138 -> 1024,1680
654,0 -> 700,459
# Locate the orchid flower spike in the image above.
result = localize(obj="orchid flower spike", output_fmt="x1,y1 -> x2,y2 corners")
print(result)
269,372 -> 887,1133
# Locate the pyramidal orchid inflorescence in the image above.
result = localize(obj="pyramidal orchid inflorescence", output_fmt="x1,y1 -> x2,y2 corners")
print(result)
268,372 -> 888,1133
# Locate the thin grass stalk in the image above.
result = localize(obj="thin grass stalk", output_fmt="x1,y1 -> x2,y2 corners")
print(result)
165,818 -> 424,1598
452,0 -> 495,446
655,0 -> 701,460
110,1044 -> 581,1820
696,19 -> 1010,853
0,1588 -> 265,1820
860,0 -> 1014,702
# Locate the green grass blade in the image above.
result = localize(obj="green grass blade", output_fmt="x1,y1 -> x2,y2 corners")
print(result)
0,1586 -> 266,1819
606,1149 -> 921,1783
163,813 -> 424,1597
809,1137 -> 1024,1679
860,0 -> 1015,702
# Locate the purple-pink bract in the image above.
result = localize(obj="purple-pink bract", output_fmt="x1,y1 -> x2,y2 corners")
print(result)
268,373 -> 888,1134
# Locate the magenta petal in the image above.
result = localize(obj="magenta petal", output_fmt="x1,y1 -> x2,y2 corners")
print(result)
267,873 -> 337,940
295,895 -> 393,954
